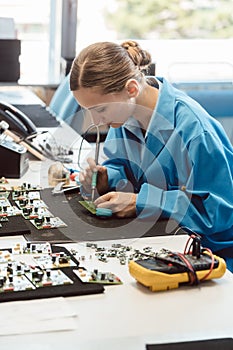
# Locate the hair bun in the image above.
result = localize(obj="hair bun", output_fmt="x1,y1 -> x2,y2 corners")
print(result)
122,40 -> 138,50
121,40 -> 151,69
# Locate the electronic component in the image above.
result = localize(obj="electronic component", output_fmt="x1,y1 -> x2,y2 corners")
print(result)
21,205 -> 52,220
15,198 -> 47,210
11,183 -> 42,201
0,274 -> 35,292
23,242 -> 52,254
0,198 -> 21,220
25,268 -> 73,288
30,216 -> 67,230
79,200 -> 96,214
0,196 -> 11,207
33,252 -> 76,269
74,268 -> 122,285
1,205 -> 22,217
79,200 -> 112,217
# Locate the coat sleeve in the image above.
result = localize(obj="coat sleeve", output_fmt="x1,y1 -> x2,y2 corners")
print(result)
104,160 -> 128,190
102,127 -> 141,192
136,131 -> 233,236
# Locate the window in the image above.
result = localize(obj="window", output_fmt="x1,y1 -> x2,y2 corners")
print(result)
0,0 -> 232,84
76,0 -> 233,82
0,0 -> 62,84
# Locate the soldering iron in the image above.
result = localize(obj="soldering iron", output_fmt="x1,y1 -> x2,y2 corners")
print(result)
91,125 -> 100,202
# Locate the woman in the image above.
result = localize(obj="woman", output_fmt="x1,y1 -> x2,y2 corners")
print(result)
70,40 -> 233,271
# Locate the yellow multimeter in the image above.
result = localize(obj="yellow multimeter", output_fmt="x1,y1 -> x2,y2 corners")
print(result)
129,250 -> 226,292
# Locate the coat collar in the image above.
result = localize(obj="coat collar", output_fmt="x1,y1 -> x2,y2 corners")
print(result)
123,77 -> 176,144
120,78 -> 178,178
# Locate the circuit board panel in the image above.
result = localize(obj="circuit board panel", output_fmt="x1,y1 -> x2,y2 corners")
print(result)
0,243 -> 104,302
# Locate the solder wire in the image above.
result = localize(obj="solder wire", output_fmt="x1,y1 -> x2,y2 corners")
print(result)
76,124 -> 100,202
77,124 -> 100,170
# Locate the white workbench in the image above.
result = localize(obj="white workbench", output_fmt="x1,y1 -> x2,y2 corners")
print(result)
0,234 -> 232,350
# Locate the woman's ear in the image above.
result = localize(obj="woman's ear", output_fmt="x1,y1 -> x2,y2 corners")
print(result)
125,79 -> 139,98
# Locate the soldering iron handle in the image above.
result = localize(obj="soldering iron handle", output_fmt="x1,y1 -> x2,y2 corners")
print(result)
95,125 -> 100,165
91,171 -> 98,188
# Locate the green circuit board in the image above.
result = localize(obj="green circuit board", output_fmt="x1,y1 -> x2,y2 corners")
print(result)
79,200 -> 96,214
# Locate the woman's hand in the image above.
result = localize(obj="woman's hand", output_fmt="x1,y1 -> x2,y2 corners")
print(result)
94,191 -> 137,218
79,157 -> 108,196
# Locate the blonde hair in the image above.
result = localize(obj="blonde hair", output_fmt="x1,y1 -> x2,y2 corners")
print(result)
70,40 -> 152,94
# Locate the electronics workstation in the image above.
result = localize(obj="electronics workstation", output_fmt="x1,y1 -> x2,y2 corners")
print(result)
0,87 -> 233,350
1,12 -> 233,348
1,2 -> 233,349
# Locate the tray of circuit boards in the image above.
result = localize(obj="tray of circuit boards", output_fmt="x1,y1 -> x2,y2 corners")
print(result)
0,243 -> 104,302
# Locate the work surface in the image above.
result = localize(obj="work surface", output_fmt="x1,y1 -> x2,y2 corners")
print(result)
0,163 -> 233,349
0,234 -> 233,350
0,86 -> 233,348
0,179 -> 232,349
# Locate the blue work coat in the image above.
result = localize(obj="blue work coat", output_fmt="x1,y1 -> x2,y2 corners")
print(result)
103,78 -> 233,270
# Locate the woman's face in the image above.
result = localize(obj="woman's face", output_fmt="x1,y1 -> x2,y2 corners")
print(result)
73,87 -> 136,128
